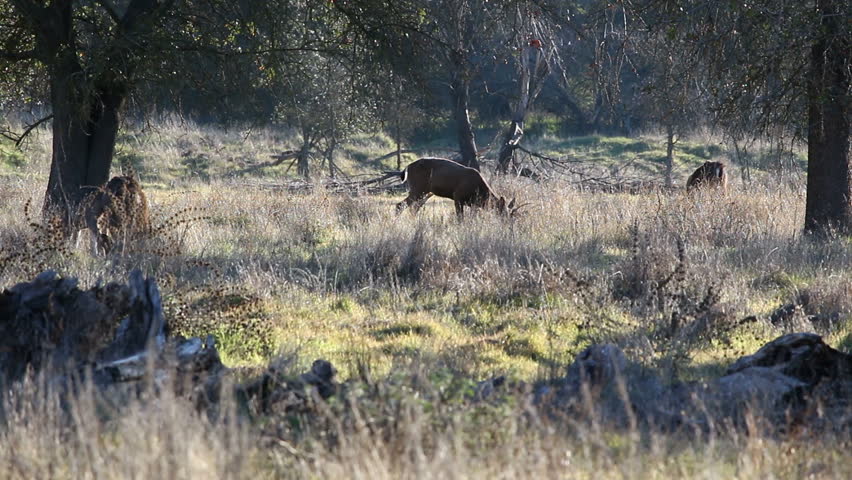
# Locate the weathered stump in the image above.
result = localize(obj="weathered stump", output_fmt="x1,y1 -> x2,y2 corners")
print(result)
0,270 -> 224,405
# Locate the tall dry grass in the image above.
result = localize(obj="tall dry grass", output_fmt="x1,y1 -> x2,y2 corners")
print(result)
2,170 -> 849,367
1,364 -> 849,480
2,129 -> 851,477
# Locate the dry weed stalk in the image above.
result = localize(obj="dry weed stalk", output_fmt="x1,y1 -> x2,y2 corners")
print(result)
162,260 -> 275,358
0,199 -> 70,278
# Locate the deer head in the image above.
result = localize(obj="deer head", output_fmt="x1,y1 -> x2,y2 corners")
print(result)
494,196 -> 524,217
686,161 -> 728,192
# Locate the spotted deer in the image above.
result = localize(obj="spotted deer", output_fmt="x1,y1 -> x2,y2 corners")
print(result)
78,174 -> 151,254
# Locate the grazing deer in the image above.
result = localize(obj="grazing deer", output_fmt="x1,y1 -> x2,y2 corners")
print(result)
686,161 -> 728,192
78,174 -> 151,254
391,157 -> 517,218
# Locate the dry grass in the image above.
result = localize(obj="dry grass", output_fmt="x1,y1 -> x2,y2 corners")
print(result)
1,124 -> 850,478
1,165 -> 850,373
1,365 -> 849,480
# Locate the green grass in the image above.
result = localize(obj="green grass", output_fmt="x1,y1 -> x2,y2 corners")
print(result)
4,168 -> 846,378
524,133 -> 722,176
0,138 -> 27,170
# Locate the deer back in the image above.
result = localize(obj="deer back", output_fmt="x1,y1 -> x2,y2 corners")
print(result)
413,158 -> 493,203
687,161 -> 727,191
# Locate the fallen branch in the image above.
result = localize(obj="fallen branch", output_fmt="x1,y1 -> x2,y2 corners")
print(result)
367,149 -> 430,164
229,150 -> 299,176
233,175 -> 407,195
513,145 -> 667,193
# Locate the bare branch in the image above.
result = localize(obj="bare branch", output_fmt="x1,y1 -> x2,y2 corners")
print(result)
2,114 -> 54,148
366,148 -> 455,164
228,150 -> 299,176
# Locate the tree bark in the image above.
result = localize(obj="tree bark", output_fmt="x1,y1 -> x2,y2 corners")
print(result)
664,124 -> 675,189
395,117 -> 402,171
43,53 -> 125,232
297,150 -> 311,178
496,47 -> 533,173
804,0 -> 851,235
496,121 -> 523,173
325,139 -> 337,179
450,56 -> 479,170
497,45 -> 550,174
29,0 -> 165,233
297,128 -> 312,179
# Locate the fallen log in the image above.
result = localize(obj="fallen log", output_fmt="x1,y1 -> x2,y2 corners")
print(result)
0,270 -> 225,405
0,270 -> 341,418
535,333 -> 852,433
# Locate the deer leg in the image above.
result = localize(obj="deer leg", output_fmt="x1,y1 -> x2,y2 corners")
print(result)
83,213 -> 102,255
396,195 -> 415,213
397,193 -> 431,214
454,201 -> 465,220
411,193 -> 433,213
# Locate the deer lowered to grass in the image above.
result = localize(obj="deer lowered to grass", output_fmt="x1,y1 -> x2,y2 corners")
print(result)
686,161 -> 728,192
390,157 -> 519,218
77,174 -> 151,255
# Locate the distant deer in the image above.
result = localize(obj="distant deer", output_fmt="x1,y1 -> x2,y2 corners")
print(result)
686,161 -> 728,192
78,174 -> 151,254
390,157 -> 517,218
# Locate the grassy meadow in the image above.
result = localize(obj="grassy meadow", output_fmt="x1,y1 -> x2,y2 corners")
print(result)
1,119 -> 850,478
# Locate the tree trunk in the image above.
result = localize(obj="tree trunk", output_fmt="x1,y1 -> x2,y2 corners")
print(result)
664,125 -> 675,189
43,52 -> 124,233
732,138 -> 751,183
297,146 -> 311,179
497,48 -> 535,173
804,0 -> 851,235
297,126 -> 312,179
496,122 -> 523,173
326,139 -> 337,179
559,90 -> 591,135
450,64 -> 479,170
395,117 -> 402,171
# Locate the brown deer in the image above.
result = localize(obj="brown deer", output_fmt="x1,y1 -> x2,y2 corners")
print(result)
391,157 -> 517,218
686,161 -> 728,192
77,174 -> 151,254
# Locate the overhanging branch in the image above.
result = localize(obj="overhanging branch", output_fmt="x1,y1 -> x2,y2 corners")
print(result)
1,114 -> 53,148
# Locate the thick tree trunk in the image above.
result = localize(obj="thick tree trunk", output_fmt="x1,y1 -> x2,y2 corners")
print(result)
497,48 -> 534,173
23,0 -> 166,235
496,122 -> 524,173
450,68 -> 479,170
297,152 -> 310,178
497,46 -> 549,174
297,136 -> 311,179
43,54 -> 124,233
294,124 -> 314,178
559,90 -> 591,135
804,0 -> 851,235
